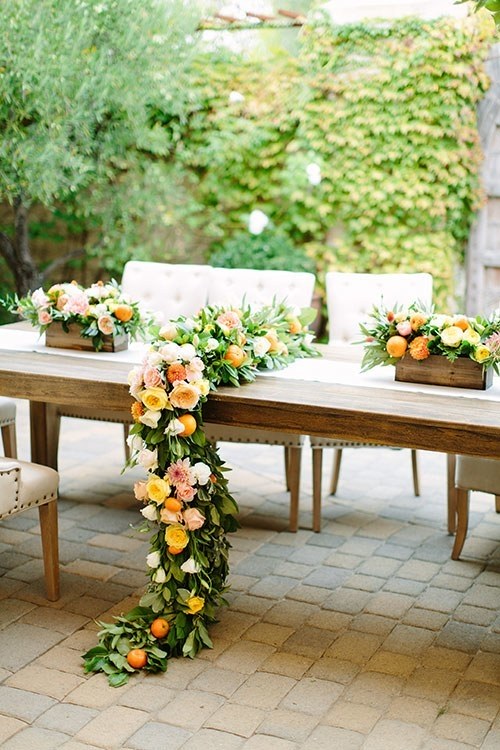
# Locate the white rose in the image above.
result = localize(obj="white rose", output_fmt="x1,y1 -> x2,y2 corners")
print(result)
253,337 -> 271,357
180,558 -> 200,574
141,504 -> 158,521
159,322 -> 178,341
462,328 -> 480,345
179,343 -> 197,362
138,448 -> 158,471
31,288 -> 50,308
126,433 -> 143,451
164,418 -> 185,436
205,337 -> 219,352
153,567 -> 167,583
192,462 -> 211,485
146,351 -> 163,367
146,550 -> 161,568
440,326 -> 463,347
159,342 -> 182,363
139,410 -> 161,428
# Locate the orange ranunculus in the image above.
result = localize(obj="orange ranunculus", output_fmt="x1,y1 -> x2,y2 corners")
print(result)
409,336 -> 430,360
410,313 -> 427,332
167,363 -> 187,384
131,401 -> 144,422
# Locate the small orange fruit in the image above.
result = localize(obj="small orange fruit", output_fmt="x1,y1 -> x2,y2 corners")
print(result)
224,344 -> 245,368
453,316 -> 469,331
126,648 -> 147,669
168,545 -> 183,555
386,335 -> 408,358
164,497 -> 182,513
114,304 -> 134,322
150,617 -> 170,639
288,318 -> 302,335
177,414 -> 197,437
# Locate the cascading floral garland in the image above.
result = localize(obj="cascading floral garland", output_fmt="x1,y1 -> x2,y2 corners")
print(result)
83,300 -> 318,686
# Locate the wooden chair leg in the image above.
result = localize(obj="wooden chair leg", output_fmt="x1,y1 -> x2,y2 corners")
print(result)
1,423 -> 17,459
447,454 -> 457,534
411,449 -> 420,497
38,501 -> 60,601
495,495 -> 500,514
284,446 -> 290,491
287,446 -> 301,533
312,448 -> 323,533
451,487 -> 470,561
330,448 -> 343,495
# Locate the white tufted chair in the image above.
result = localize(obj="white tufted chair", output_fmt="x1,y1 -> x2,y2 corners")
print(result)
451,455 -> 500,560
0,397 -> 17,458
0,458 -> 59,599
49,261 -> 212,469
205,267 -> 317,532
310,271 -> 433,532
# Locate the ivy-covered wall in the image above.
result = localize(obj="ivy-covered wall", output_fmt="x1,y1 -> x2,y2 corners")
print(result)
159,15 -> 493,307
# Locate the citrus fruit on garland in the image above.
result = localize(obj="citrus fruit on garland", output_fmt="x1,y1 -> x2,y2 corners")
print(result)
177,414 -> 197,437
150,618 -> 170,639
126,649 -> 147,669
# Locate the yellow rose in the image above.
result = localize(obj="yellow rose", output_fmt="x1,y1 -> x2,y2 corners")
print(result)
186,595 -> 205,615
472,345 -> 491,363
264,329 -> 280,353
462,328 -> 480,345
440,325 -> 463,348
165,523 -> 189,549
146,476 -> 170,504
140,387 -> 170,411
191,379 -> 210,397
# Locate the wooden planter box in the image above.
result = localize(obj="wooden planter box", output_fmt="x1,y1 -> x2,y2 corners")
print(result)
45,322 -> 128,353
395,354 -> 493,390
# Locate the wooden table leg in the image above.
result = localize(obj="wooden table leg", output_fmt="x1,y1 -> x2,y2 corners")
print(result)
447,454 -> 457,534
30,401 -> 59,469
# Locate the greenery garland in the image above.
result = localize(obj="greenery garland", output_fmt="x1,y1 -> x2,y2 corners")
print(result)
83,300 -> 318,686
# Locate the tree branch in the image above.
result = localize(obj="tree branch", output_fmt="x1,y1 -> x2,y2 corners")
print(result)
0,231 -> 16,268
41,247 -> 87,279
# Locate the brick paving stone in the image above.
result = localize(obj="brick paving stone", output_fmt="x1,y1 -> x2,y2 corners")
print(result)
156,690 -> 224,730
0,623 -> 63,671
404,667 -> 461,702
60,629 -> 100,652
243,735 -> 298,749
306,655 -> 360,684
305,532 -> 344,549
482,729 -> 500,750
362,719 -> 426,750
325,631 -> 382,664
126,721 -> 192,750
385,696 -> 440,727
74,705 -> 149,747
6,664 -> 84,700
323,700 -> 381,733
255,708 -> 318,743
0,717 -> 27,745
209,611 -> 257,642
383,577 -> 427,596
357,556 -> 402,578
231,672 -> 296,709
118,683 -> 175,711
344,573 -> 384,592
254,543 -> 292,558
448,680 -> 500,721
215,641 -> 276,675
397,559 -> 441,582
350,613 -> 396,636
364,591 -> 414,619
281,626 -> 335,659
433,712 -> 490,745
64,673 -> 131,709
243,622 -> 295,647
343,672 -> 404,709
178,728 -> 244,749
301,724 -> 364,749
464,652 -> 500,685
322,588 -> 371,614
258,652 -> 313,679
453,603 -> 496,627
0,598 -> 36,628
375,543 -> 414,560
264,600 -> 317,628
273,561 -> 312,579
382,624 -> 436,656
230,594 -> 275,617
88,533 -> 142,553
366,650 -> 418,677
35,703 -> 98,734
441,560 -> 483,579
249,575 -> 298,599
1,726 -> 68,749
416,588 -> 464,614
302,566 -> 351,590
402,607 -> 450,631
64,595 -> 114,619
462,584 -> 500,610
432,574 -> 475,593
184,667 -> 246,698
337,537 -> 382,557
205,703 -> 266,737
286,545 -> 331,566
280,676 -> 343,715
421,647 -> 472,672
20,606 -> 88,635
436,622 -> 487,654
63,559 -> 122,581
286,584 -> 332,605
323,551 -> 364,569
147,655 -> 207,688
306,610 -> 351,632
235,555 -> 281,578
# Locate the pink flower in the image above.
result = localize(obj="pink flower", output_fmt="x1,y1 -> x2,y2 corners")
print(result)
185,357 -> 205,382
160,507 -> 181,525
143,365 -> 163,388
97,315 -> 115,335
167,458 -> 195,487
56,294 -> 69,311
216,310 -> 241,333
176,484 -> 197,503
63,291 -> 89,316
38,310 -> 52,325
133,481 -> 148,501
396,321 -> 412,337
183,507 -> 205,530
32,288 -> 50,308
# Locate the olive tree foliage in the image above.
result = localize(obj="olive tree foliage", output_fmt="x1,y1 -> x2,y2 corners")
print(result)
0,0 -> 200,295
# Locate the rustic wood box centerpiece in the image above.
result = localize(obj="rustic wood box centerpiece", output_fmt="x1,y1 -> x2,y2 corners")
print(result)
45,322 -> 128,352
360,303 -> 499,391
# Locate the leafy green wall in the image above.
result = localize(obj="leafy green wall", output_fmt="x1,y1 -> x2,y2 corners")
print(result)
157,16 -> 493,307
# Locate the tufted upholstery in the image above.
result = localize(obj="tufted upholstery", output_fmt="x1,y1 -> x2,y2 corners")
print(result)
208,268 -> 315,310
452,455 -> 500,560
0,396 -> 17,458
0,458 -> 59,599
326,271 -> 433,344
122,261 -> 211,321
310,271 -> 433,532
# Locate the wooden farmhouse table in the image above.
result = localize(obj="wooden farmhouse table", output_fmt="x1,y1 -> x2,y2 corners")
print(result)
0,336 -> 499,467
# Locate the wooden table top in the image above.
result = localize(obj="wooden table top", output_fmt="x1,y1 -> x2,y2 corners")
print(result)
0,341 -> 498,459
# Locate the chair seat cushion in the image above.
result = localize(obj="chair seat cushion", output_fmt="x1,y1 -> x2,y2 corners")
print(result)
456,455 -> 500,496
0,459 -> 58,517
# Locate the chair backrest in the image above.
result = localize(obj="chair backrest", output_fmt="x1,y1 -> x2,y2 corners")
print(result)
326,271 -> 433,344
207,268 -> 316,310
121,261 -> 211,321
456,455 -> 500,495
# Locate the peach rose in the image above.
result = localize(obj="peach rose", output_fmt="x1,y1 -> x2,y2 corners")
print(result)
97,315 -> 115,335
143,365 -> 163,389
38,310 -> 52,325
169,383 -> 200,410
183,507 -> 205,530
177,484 -> 197,503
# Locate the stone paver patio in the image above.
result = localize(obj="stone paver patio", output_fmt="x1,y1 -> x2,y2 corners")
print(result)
1,399 -> 499,749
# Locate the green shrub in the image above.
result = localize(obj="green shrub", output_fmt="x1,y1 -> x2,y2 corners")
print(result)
209,231 -> 316,274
